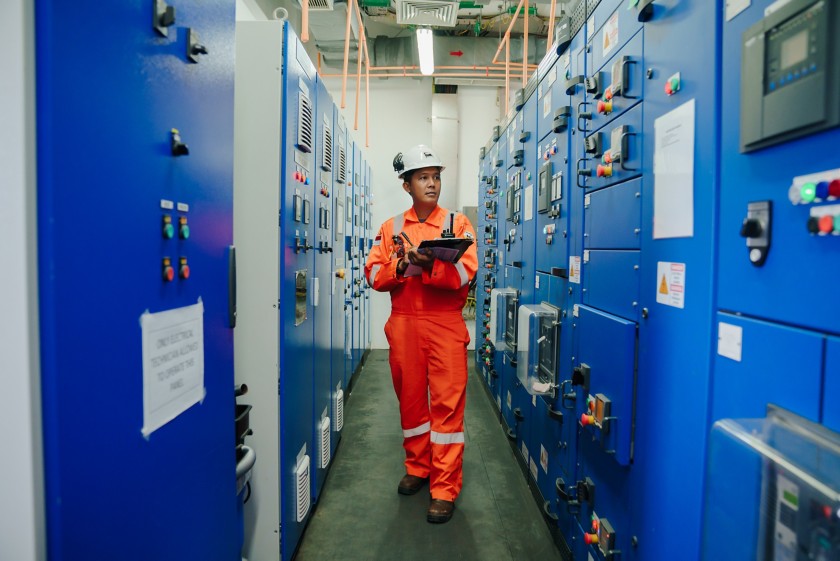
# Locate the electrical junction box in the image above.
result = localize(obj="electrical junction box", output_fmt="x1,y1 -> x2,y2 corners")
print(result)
703,405 -> 840,561
740,0 -> 840,152
516,303 -> 560,396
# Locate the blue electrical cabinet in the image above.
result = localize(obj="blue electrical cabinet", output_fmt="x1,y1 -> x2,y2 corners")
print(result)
36,2 -> 239,560
350,143 -> 362,380
279,24 -> 317,561
718,0 -> 840,427
343,133 -> 355,393
331,109 -> 348,457
312,77 -> 335,502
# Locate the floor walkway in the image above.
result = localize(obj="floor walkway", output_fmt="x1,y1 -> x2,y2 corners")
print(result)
296,350 -> 560,561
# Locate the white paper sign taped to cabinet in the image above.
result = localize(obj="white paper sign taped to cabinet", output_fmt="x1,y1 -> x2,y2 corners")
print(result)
141,300 -> 205,437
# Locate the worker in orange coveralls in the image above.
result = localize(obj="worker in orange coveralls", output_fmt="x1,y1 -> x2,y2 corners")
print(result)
364,144 -> 478,524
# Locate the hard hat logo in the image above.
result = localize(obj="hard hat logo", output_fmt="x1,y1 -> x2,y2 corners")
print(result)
395,144 -> 446,179
393,152 -> 405,174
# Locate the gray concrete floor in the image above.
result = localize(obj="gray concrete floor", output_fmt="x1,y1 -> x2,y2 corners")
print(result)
295,350 -> 560,561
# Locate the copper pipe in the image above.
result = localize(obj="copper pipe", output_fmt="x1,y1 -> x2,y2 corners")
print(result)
547,0 -> 556,54
302,0 -> 310,42
491,0 -> 523,65
523,0 -> 528,84
354,30 -> 362,131
340,0 -> 354,109
505,39 -> 510,112
365,52 -> 370,147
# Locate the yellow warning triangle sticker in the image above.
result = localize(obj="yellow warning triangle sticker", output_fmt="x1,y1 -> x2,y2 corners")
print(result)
659,275 -> 669,295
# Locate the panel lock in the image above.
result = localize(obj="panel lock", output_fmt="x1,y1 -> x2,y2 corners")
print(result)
585,71 -> 608,98
584,133 -> 603,157
186,28 -> 209,63
740,200 -> 772,266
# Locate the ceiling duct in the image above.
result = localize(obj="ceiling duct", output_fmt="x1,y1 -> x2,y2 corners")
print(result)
395,0 -> 460,26
371,35 -> 545,67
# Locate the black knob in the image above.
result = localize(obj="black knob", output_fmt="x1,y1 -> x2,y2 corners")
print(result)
740,217 -> 763,238
807,216 -> 820,234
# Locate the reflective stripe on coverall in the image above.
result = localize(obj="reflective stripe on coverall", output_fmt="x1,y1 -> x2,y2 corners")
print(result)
364,205 -> 478,502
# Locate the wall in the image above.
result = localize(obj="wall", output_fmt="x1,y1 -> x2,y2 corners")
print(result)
0,1 -> 45,559
322,77 -> 499,347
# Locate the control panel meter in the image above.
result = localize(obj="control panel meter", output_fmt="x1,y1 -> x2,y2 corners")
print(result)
741,0 -> 840,152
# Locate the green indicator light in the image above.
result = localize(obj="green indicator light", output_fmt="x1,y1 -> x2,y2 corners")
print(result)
834,215 -> 840,233
801,182 -> 817,203
163,223 -> 175,239
783,490 -> 798,507
180,225 -> 191,240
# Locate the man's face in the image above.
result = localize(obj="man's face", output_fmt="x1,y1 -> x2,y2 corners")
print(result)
403,166 -> 442,206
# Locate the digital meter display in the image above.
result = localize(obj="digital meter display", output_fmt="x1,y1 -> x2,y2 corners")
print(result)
780,29 -> 808,69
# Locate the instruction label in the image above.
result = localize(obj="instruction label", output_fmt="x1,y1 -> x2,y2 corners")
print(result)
141,301 -> 205,437
656,262 -> 685,309
717,322 -> 743,362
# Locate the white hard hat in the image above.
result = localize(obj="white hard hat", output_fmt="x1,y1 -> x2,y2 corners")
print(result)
392,144 -> 445,179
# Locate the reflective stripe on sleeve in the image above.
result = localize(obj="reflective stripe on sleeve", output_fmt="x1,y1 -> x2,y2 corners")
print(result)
403,421 -> 431,438
430,431 -> 465,445
367,264 -> 381,287
392,213 -> 405,237
454,261 -> 469,287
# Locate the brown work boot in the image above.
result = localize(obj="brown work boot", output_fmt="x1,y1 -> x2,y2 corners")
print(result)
427,499 -> 455,523
397,474 -> 429,495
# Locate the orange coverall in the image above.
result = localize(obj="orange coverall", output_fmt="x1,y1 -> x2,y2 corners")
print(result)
364,205 -> 478,502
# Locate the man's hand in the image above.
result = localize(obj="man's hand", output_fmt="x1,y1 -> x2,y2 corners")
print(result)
406,247 -> 435,270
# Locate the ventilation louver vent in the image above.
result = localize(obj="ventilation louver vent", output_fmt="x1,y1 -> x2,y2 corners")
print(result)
321,123 -> 333,172
395,0 -> 460,27
297,93 -> 314,153
333,389 -> 344,432
318,417 -> 331,469
296,0 -> 334,10
295,455 -> 311,522
337,146 -> 347,184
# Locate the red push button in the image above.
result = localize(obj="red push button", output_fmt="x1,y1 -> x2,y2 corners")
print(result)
162,258 -> 175,282
830,179 -> 840,199
819,215 -> 834,234
581,413 -> 595,426
584,532 -> 599,545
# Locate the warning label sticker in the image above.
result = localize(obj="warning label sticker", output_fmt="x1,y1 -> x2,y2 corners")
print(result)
602,12 -> 620,58
656,261 -> 685,309
569,256 -> 581,284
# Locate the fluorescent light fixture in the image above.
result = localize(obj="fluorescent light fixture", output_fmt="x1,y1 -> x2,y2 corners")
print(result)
416,27 -> 434,76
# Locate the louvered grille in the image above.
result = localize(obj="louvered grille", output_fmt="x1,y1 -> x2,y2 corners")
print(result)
333,389 -> 344,432
337,146 -> 347,184
295,455 -> 311,522
321,124 -> 333,172
319,417 -> 331,468
297,93 -> 313,153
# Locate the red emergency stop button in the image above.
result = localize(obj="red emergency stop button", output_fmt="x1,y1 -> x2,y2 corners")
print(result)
597,164 -> 613,178
581,413 -> 595,426
819,215 -> 834,234
584,532 -> 599,545
597,100 -> 613,114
